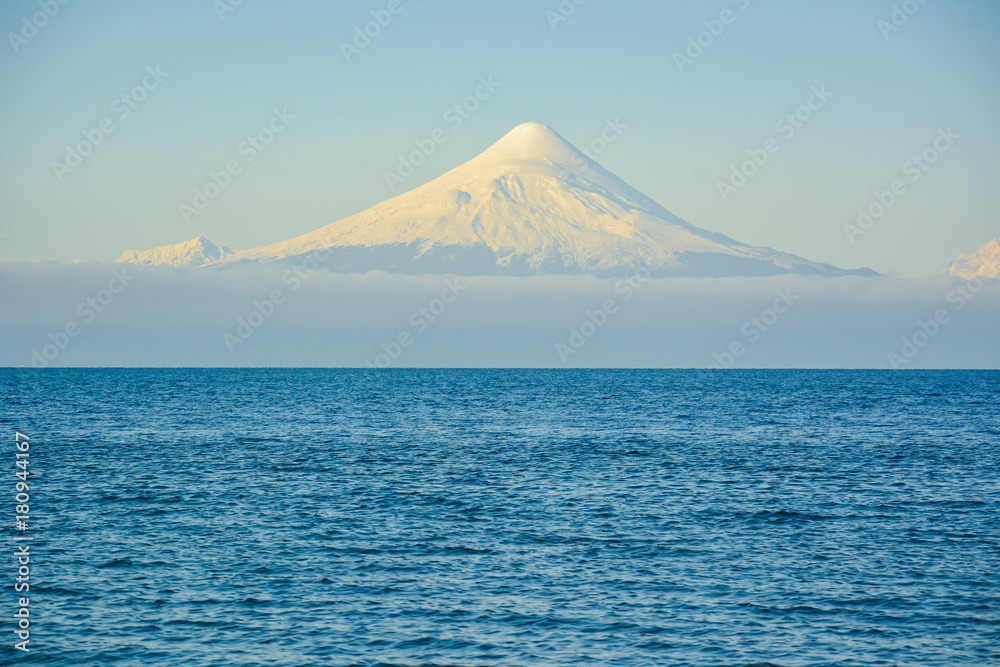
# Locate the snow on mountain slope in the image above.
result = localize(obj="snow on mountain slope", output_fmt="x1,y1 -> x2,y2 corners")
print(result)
116,236 -> 232,267
116,123 -> 872,277
219,123 -> 866,276
946,238 -> 1000,279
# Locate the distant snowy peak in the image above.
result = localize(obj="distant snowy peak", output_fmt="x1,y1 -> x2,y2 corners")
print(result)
115,236 -> 232,267
460,121 -> 625,189
230,122 -> 871,277
447,122 -> 677,223
109,123 -> 874,277
472,121 -> 583,166
946,238 -> 1000,279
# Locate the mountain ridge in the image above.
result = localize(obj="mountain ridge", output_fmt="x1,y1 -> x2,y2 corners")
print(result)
115,236 -> 233,267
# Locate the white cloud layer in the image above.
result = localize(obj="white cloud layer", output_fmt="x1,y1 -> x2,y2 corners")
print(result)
2,264 -> 997,368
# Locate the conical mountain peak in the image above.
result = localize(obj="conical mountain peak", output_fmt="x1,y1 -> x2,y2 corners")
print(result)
475,123 -> 582,164
115,124 -> 872,277
438,122 -> 632,204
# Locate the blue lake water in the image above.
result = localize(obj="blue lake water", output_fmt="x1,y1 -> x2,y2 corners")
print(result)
2,369 -> 998,666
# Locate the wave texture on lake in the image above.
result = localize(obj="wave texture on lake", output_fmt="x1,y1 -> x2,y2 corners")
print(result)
2,369 -> 998,666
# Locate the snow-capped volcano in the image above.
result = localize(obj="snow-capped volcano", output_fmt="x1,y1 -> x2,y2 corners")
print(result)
115,236 -> 232,267
121,123 -> 872,277
946,238 -> 1000,279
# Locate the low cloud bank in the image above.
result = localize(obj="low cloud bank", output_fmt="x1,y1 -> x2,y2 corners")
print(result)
1,263 -> 997,368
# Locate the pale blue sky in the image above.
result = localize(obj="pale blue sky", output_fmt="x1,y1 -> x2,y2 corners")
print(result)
1,0 -> 998,276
